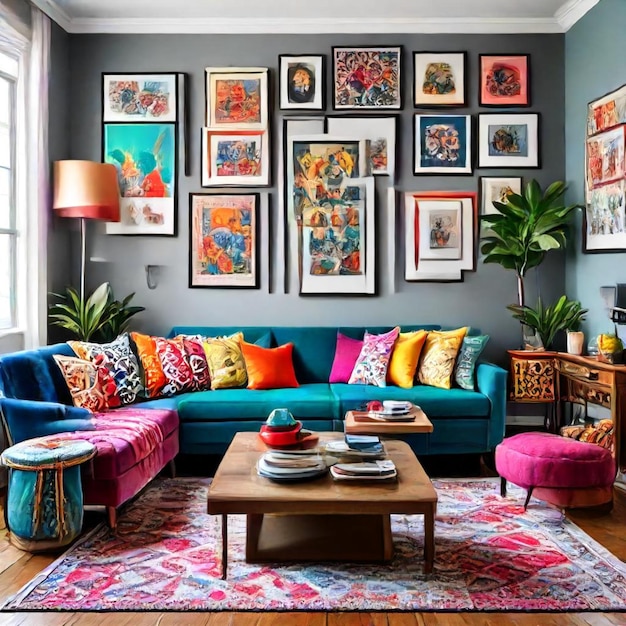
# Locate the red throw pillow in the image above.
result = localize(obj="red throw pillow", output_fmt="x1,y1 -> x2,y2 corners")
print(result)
240,341 -> 299,390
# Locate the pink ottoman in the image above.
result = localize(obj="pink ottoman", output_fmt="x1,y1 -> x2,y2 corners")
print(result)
495,432 -> 615,509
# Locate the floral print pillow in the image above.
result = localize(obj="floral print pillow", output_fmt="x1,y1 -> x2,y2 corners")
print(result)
348,327 -> 400,387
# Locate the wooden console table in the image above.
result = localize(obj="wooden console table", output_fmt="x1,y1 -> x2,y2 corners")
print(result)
507,350 -> 626,475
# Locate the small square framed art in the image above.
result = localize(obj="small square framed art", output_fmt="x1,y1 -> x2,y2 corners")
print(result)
279,55 -> 324,111
413,51 -> 467,108
480,176 -> 522,215
414,114 -> 472,175
478,113 -> 540,168
479,54 -> 530,107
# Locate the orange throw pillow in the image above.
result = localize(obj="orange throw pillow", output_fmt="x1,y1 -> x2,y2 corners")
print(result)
240,341 -> 299,390
131,332 -> 167,398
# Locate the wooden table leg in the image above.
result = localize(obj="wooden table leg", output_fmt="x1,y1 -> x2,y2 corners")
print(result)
221,514 -> 228,580
423,504 -> 435,575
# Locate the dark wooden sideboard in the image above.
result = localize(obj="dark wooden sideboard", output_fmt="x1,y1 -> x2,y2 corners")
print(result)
507,350 -> 626,475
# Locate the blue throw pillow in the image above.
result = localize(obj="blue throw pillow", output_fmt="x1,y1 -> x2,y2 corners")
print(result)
0,398 -> 95,445
454,335 -> 489,391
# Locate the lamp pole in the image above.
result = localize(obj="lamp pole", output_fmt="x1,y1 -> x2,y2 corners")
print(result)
80,217 -> 87,303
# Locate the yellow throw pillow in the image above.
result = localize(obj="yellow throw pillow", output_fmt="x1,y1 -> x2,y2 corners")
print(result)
418,327 -> 468,389
203,332 -> 247,390
387,330 -> 428,389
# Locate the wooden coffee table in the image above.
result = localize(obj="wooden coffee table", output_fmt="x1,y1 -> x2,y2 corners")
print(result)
344,406 -> 433,435
207,432 -> 437,578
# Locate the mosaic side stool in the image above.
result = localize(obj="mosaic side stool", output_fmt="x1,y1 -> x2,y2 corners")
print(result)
1,437 -> 96,551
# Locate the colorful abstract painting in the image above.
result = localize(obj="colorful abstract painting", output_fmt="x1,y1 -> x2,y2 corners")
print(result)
478,114 -> 539,168
588,84 -> 626,136
413,52 -> 466,107
279,55 -> 324,110
417,199 -> 462,260
332,46 -> 401,109
586,126 -> 626,189
488,124 -> 528,156
189,193 -> 258,288
414,115 -> 472,174
103,73 -> 178,122
103,123 -> 176,235
479,55 -> 530,107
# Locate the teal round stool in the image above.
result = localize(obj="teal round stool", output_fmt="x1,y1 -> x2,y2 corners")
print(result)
1,437 -> 96,552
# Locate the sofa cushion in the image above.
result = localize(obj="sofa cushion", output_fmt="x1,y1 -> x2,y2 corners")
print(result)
418,327 -> 468,389
387,330 -> 428,389
349,326 -> 400,387
455,334 -> 489,391
130,332 -> 167,398
154,336 -> 195,396
177,383 -> 337,422
180,337 -> 212,391
329,332 -> 363,384
240,341 -> 299,390
203,332 -> 247,390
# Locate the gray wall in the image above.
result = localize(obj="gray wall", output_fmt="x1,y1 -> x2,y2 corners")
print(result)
65,33 -> 566,365
565,0 -> 626,342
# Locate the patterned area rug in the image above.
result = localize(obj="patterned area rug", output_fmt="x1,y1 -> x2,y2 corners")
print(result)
3,477 -> 626,612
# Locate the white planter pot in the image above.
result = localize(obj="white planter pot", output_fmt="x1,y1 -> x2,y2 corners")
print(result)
567,331 -> 585,356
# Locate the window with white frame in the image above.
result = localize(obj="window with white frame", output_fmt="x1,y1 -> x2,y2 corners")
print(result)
0,51 -> 17,330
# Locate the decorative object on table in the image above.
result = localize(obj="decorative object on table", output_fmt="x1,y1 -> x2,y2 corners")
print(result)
584,84 -> 626,253
597,330 -> 624,364
200,127 -> 270,187
103,123 -> 177,235
413,114 -> 472,175
506,295 -> 588,351
480,179 -> 583,309
8,477 -> 626,613
52,160 -> 120,301
478,54 -> 530,107
257,450 -> 326,482
188,192 -> 263,289
404,190 -> 477,282
412,51 -> 467,108
0,437 -> 96,551
326,115 -> 397,177
258,409 -> 319,449
332,46 -> 402,110
566,330 -> 585,356
330,459 -> 397,481
278,54 -> 324,111
48,281 -> 144,343
477,112 -> 540,168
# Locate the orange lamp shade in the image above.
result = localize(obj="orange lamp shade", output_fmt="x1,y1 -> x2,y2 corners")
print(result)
53,160 -> 121,221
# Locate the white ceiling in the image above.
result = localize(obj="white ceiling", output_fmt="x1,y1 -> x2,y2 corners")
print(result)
32,0 -> 599,33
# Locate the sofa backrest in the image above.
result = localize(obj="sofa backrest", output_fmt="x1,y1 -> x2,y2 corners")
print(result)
0,343 -> 75,404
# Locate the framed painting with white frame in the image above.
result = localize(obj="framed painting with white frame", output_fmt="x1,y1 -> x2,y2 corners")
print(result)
205,67 -> 268,129
279,54 -> 324,111
103,122 -> 177,236
414,114 -> 472,175
332,46 -> 402,110
189,192 -> 262,289
413,51 -> 467,108
480,176 -> 522,215
478,113 -> 540,168
325,115 -> 397,177
404,191 -> 477,282
201,128 -> 270,187
102,72 -> 178,123
479,54 -> 531,107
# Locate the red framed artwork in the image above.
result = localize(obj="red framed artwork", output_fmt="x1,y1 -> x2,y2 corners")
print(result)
479,54 -> 530,107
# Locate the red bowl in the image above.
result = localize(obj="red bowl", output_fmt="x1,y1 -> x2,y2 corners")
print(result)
259,422 -> 303,447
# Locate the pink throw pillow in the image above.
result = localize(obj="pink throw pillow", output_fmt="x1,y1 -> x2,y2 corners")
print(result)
329,333 -> 364,383
349,327 -> 400,387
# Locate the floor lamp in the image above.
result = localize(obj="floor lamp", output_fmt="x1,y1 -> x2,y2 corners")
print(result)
52,160 -> 121,302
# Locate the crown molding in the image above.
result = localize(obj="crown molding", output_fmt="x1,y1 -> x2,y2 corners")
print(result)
555,0 -> 600,31
30,0 -> 71,32
59,16 -> 565,34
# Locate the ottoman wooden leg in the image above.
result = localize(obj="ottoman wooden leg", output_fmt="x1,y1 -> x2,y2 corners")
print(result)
500,477 -> 507,497
523,487 -> 534,510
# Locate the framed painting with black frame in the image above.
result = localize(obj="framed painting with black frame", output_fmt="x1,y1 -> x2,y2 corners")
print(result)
478,54 -> 531,107
279,54 -> 324,111
478,113 -> 540,168
188,192 -> 264,289
413,51 -> 467,108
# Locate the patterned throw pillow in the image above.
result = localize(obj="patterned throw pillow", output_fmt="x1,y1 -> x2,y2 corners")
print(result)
180,336 -> 212,391
560,419 -> 615,451
348,327 -> 400,387
53,354 -> 120,412
130,332 -> 167,398
240,340 -> 299,390
203,332 -> 248,390
454,334 -> 489,391
387,330 -> 428,389
69,333 -> 145,405
154,336 -> 195,396
418,327 -> 468,389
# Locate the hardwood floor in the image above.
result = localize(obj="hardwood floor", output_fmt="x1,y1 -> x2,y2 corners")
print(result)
0,484 -> 624,625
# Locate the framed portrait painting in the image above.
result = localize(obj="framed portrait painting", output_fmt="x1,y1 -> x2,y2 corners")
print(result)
332,46 -> 402,110
103,123 -> 177,236
189,193 -> 260,288
479,54 -> 530,107
102,73 -> 178,122
414,114 -> 472,175
205,67 -> 269,129
413,51 -> 467,107
279,55 -> 324,110
478,113 -> 540,168
201,128 -> 270,186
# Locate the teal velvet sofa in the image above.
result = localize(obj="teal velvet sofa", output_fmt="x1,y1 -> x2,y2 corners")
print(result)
166,325 -> 508,457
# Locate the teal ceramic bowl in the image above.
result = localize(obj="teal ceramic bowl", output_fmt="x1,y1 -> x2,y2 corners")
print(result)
266,408 -> 297,429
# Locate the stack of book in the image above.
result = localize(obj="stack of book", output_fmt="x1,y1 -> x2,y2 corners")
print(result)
257,449 -> 327,482
330,459 -> 397,481
324,437 -> 387,461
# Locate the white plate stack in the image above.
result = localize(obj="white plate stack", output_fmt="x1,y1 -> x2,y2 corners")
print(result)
257,450 -> 327,482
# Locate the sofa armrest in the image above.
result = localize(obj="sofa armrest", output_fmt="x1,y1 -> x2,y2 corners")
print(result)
476,361 -> 508,449
0,398 -> 95,445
